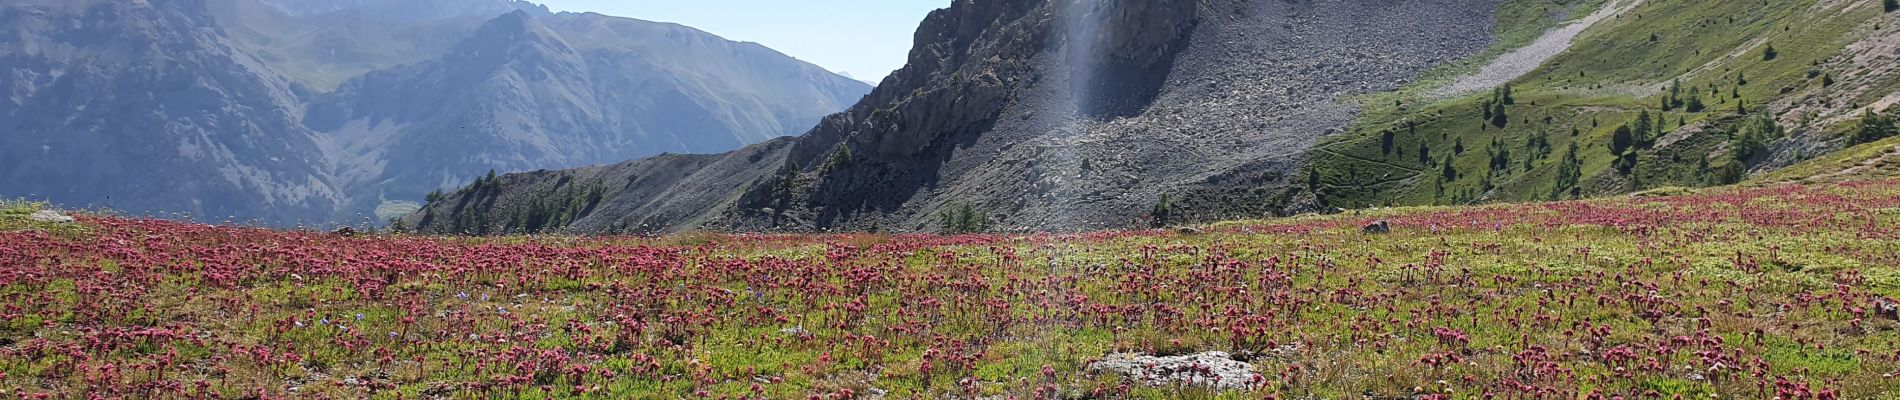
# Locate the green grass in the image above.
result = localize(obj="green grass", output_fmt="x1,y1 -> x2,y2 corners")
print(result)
1754,133 -> 1900,184
7,180 -> 1900,398
1311,0 -> 1891,209
0,200 -> 86,235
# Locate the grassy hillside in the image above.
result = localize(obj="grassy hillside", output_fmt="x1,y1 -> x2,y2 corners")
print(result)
1309,0 -> 1900,209
5,179 -> 1900,398
1756,133 -> 1900,184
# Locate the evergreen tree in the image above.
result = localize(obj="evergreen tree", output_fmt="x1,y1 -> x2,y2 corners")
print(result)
1487,139 -> 1511,172
1633,110 -> 1653,146
939,203 -> 991,234
1762,43 -> 1778,61
1491,100 -> 1509,128
1616,149 -> 1638,175
1886,0 -> 1897,13
1731,114 -> 1782,160
1650,111 -> 1664,148
1553,142 -> 1583,200
1665,80 -> 1683,110
1685,88 -> 1706,113
1441,154 -> 1459,181
1853,109 -> 1898,145
826,145 -> 855,170
1612,124 -> 1635,156
1485,86 -> 1512,128
1151,193 -> 1175,228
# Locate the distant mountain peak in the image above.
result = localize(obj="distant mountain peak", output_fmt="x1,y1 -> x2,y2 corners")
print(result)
454,9 -> 576,61
1,0 -> 868,227
836,71 -> 880,86
258,0 -> 548,22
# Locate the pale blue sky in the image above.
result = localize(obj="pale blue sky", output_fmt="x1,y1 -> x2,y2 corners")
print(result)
536,1 -> 949,81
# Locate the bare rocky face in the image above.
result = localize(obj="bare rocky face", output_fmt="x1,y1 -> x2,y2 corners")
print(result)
406,0 -> 1507,235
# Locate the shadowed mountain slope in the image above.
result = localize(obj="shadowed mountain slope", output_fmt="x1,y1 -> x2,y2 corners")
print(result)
0,0 -> 870,226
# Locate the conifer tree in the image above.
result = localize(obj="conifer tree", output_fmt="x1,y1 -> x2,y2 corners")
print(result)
1633,110 -> 1653,148
1853,109 -> 1897,145
1612,125 -> 1635,155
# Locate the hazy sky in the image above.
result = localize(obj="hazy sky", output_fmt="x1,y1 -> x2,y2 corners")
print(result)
535,1 -> 949,81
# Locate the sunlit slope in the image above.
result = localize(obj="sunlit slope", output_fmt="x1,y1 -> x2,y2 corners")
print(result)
1310,0 -> 1900,208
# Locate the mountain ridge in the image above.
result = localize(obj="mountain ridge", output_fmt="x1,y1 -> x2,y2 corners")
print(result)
0,0 -> 871,226
406,0 -> 1900,235
401,0 -> 1505,235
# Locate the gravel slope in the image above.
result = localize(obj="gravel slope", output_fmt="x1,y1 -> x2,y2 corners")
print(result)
1431,0 -> 1641,99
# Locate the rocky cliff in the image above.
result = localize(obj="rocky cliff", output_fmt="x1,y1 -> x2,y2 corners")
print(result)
406,0 -> 1504,234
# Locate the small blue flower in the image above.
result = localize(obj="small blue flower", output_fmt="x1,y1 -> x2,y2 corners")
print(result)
355,313 -> 365,321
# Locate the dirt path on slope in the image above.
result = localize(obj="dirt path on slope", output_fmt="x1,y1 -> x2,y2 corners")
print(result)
1431,0 -> 1644,99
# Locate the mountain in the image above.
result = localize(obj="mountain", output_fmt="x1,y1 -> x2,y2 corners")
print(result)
256,0 -> 549,22
837,71 -> 880,86
0,0 -> 338,224
402,0 -> 1499,234
307,10 -> 871,222
0,0 -> 871,226
407,0 -> 1900,235
204,0 -> 501,91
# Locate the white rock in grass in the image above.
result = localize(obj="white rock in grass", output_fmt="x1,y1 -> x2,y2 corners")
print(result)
28,210 -> 73,223
1088,351 -> 1260,390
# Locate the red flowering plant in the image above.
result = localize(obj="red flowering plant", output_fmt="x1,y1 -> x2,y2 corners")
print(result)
1,180 -> 1899,398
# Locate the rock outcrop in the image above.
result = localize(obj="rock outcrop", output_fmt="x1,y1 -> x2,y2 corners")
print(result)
1087,351 -> 1260,391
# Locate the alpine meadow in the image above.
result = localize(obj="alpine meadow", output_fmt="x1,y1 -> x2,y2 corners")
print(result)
6,0 -> 1900,398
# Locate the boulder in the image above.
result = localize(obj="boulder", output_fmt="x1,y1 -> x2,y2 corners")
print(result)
1876,296 -> 1900,320
1363,220 -> 1392,234
28,210 -> 74,224
1087,351 -> 1259,391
